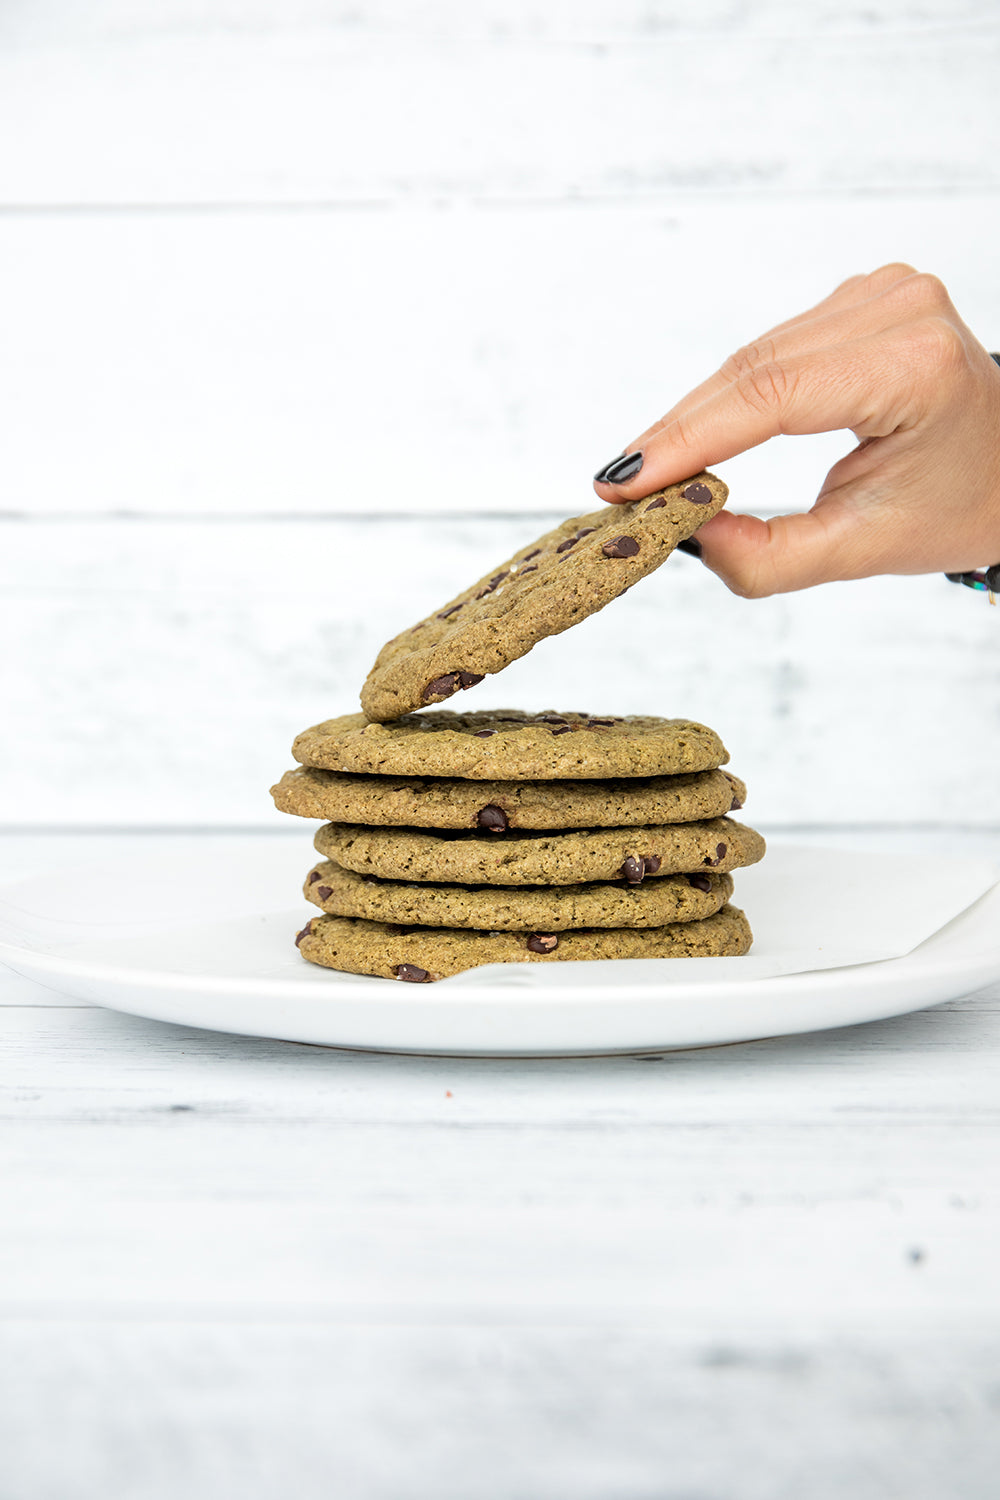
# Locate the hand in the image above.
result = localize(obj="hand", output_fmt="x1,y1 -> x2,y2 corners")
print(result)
592,263 -> 1000,597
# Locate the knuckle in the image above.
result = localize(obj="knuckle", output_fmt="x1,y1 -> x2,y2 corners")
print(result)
885,270 -> 953,316
669,411 -> 697,452
737,360 -> 793,416
864,261 -> 919,293
902,315 -> 968,377
909,272 -> 952,311
720,337 -> 777,385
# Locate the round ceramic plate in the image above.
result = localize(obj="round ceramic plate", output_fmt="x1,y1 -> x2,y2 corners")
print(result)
0,839 -> 997,1055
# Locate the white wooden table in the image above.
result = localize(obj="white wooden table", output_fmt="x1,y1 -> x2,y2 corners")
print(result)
2,829 -> 998,1499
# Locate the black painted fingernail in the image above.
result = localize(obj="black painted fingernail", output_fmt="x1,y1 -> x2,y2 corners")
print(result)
677,537 -> 703,559
603,451 -> 644,485
593,451 -> 625,483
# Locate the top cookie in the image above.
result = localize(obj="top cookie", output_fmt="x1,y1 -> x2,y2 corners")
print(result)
360,473 -> 727,720
292,709 -> 729,781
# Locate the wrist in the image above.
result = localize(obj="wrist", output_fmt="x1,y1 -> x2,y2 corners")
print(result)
944,353 -> 1000,599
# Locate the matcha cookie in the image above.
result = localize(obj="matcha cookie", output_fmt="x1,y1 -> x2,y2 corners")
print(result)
314,816 -> 765,886
292,709 -> 728,781
272,765 -> 746,829
360,473 -> 727,720
295,905 -> 754,979
304,860 -> 733,929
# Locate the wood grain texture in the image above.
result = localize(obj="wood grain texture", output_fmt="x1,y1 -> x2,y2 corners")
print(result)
2,198 -> 998,517
3,518 -> 998,825
0,1323 -> 996,1499
1,984 -> 999,1499
1,6 -> 996,205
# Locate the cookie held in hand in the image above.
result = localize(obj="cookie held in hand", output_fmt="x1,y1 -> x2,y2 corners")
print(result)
359,473 -> 727,720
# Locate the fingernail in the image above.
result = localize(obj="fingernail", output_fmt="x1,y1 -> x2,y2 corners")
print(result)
593,451 -> 625,483
603,450 -> 644,485
677,537 -> 703,559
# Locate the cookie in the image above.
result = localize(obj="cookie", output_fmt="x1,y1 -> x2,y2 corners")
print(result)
272,765 -> 746,829
292,709 -> 728,781
314,816 -> 765,886
360,473 -> 727,720
295,905 -> 754,979
304,860 -> 733,929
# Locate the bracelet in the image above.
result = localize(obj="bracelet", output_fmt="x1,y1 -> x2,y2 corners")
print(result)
944,352 -> 1000,602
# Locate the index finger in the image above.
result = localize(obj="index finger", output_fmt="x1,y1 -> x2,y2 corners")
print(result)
594,330 -> 915,501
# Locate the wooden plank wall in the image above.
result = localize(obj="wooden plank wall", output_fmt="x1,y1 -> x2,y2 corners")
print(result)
3,1 -> 998,827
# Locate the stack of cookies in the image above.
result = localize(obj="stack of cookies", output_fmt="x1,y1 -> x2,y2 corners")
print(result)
272,708 -> 765,981
271,471 -> 766,980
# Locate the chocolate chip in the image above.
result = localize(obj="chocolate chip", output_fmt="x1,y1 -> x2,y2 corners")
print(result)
687,873 -> 712,892
477,805 -> 509,833
702,842 -> 729,868
307,870 -> 321,884
437,603 -> 463,620
539,715 -> 568,724
730,796 -> 742,810
422,673 -> 460,701
527,933 -> 559,953
395,963 -> 431,983
474,573 -> 508,599
620,855 -> 645,884
587,717 -> 615,727
474,729 -> 497,738
458,671 -> 484,690
645,497 -> 666,511
521,549 -> 541,562
410,622 -> 425,632
294,922 -> 313,947
683,481 -> 713,505
519,564 -> 537,575
555,526 -> 597,554
316,885 -> 333,900
602,536 -> 640,559
551,725 -> 574,735
643,855 -> 662,874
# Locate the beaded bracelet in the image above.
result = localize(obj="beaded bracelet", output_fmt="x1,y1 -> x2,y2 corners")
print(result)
944,352 -> 1000,602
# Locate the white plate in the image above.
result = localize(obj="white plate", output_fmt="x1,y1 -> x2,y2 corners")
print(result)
0,839 -> 997,1055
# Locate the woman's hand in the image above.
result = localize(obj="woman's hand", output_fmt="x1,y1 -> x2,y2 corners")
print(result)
593,263 -> 1000,597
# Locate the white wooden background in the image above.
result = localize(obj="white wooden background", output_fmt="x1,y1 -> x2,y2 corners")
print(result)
2,0 -> 999,828
4,12 -> 1000,1498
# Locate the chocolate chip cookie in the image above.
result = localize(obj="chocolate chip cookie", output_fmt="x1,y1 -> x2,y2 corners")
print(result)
272,765 -> 746,829
292,709 -> 728,781
360,473 -> 727,720
313,816 -> 764,886
304,860 -> 733,929
295,905 -> 754,979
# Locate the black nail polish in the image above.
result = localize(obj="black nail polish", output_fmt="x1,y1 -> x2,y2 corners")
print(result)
603,450 -> 644,485
677,537 -> 703,559
593,451 -> 625,483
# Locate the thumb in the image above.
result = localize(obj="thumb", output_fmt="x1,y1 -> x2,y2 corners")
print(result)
693,498 -> 884,598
